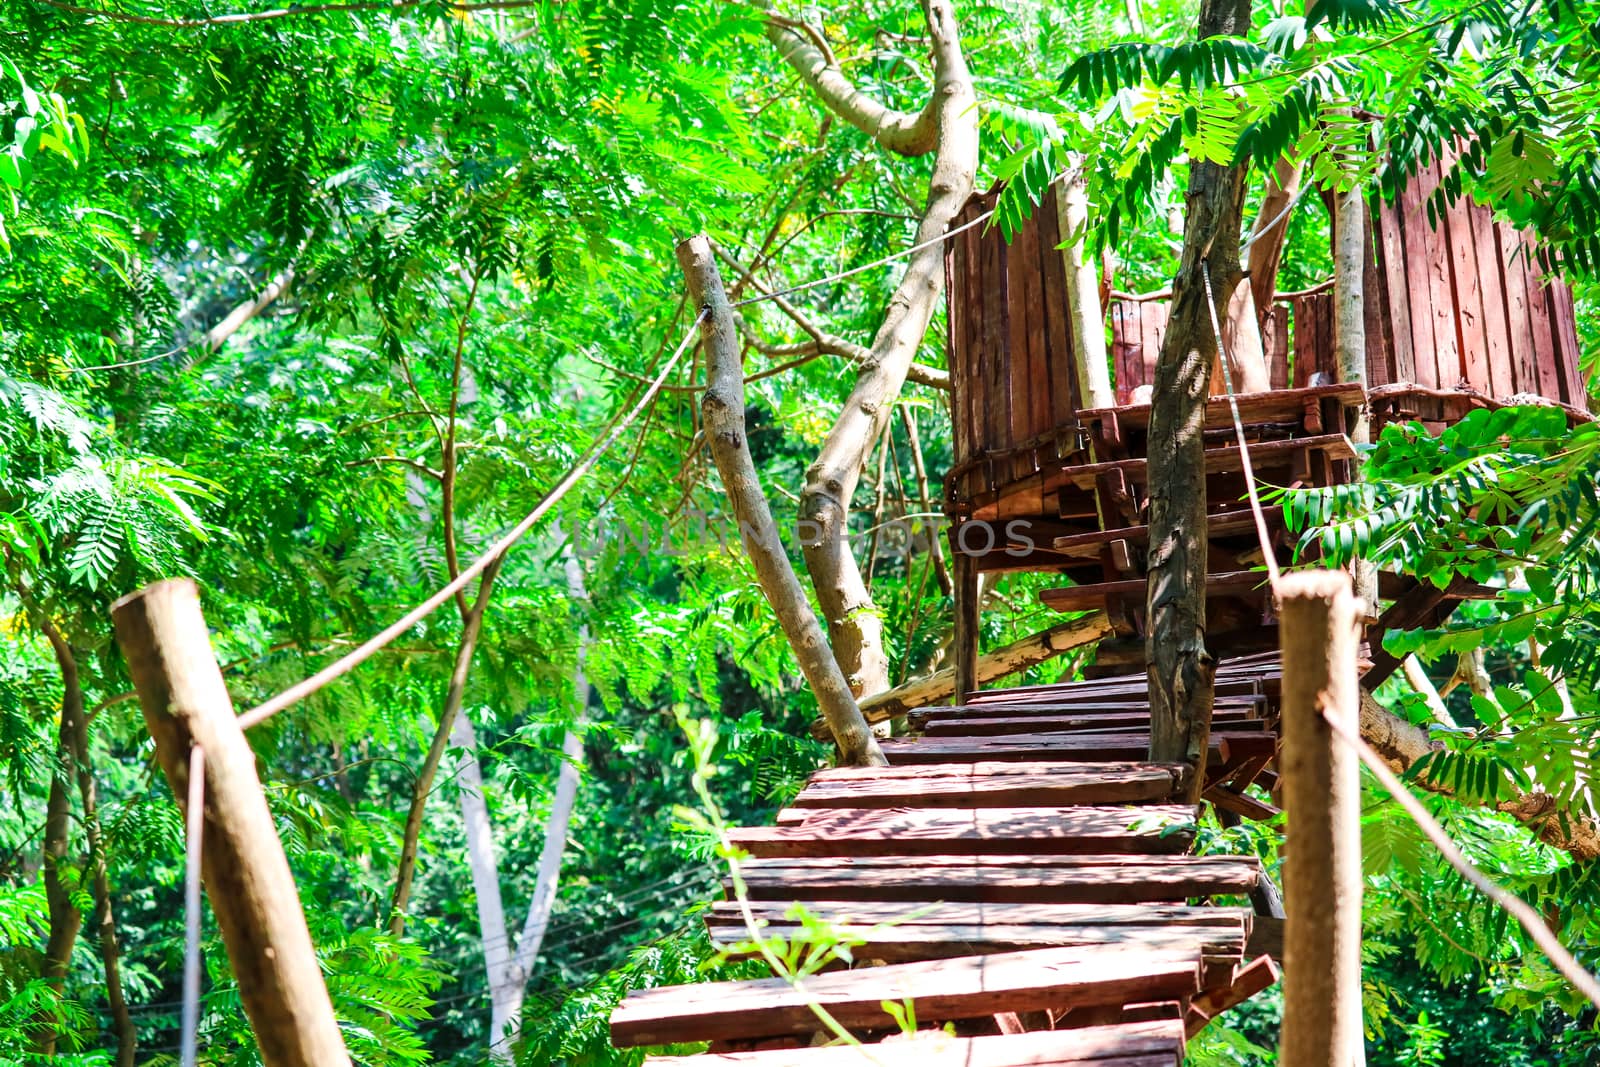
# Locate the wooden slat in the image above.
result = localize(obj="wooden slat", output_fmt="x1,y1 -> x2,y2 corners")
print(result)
1550,275 -> 1585,407
920,712 -> 1259,738
707,917 -> 1246,966
792,765 -> 1182,809
644,1020 -> 1188,1066
876,732 -> 1276,768
731,853 -> 1265,905
1185,956 -> 1281,1039
729,806 -> 1199,858
1052,434 -> 1357,492
1467,191 -> 1514,398
1524,244 -> 1562,401
1419,159 -> 1464,385
1374,190 -> 1417,385
610,945 -> 1203,1047
1006,207 -> 1037,484
1500,226 -> 1540,396
1040,571 -> 1267,613
1039,184 -> 1079,423
909,696 -> 1264,722
1441,155 -> 1492,394
1051,506 -> 1283,558
1075,383 -> 1364,433
712,900 -> 1248,930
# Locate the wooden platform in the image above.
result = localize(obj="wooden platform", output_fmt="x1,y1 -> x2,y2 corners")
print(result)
608,659 -> 1284,1061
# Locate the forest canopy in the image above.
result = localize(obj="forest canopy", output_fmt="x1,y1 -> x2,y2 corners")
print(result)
4,0 -> 1600,1063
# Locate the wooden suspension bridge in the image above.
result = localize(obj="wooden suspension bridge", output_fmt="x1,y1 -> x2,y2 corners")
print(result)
103,157 -> 1591,1065
603,165 -> 1590,1063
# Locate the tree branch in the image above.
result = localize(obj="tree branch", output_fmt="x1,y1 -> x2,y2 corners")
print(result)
1359,688 -> 1600,862
761,6 -> 937,157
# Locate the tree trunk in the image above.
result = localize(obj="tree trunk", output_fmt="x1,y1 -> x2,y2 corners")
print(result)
678,235 -> 886,767
508,549 -> 590,983
1244,158 -> 1302,323
389,559 -> 502,936
1145,0 -> 1254,793
793,0 -> 978,698
1056,170 -> 1116,410
1332,166 -> 1377,613
36,617 -> 85,1058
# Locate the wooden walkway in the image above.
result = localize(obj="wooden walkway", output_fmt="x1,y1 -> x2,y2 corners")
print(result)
609,657 -> 1286,1064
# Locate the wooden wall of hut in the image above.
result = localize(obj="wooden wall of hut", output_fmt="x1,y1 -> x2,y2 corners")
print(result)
946,171 -> 1587,507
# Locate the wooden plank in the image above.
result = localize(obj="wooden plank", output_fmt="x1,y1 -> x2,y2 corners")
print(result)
876,732 -> 1277,768
643,1020 -> 1188,1066
920,712 -> 1259,738
729,805 -> 1200,858
1040,571 -> 1268,613
1550,277 -> 1585,407
1051,506 -> 1283,558
1362,215 -> 1391,388
1441,154 -> 1492,394
1466,194 -> 1514,398
792,766 -> 1182,809
1500,226 -> 1540,396
610,945 -> 1203,1047
1111,301 -> 1138,404
1020,202 -> 1055,453
1039,185 -> 1080,423
982,207 -> 1011,472
807,760 -> 1187,784
948,203 -> 972,478
909,696 -> 1264,722
1523,241 -> 1562,401
1006,213 -> 1037,483
1374,192 -> 1417,385
1418,158 -> 1463,385
1264,303 -> 1290,390
711,900 -> 1248,930
1185,956 -> 1280,1039
707,918 -> 1246,966
730,853 -> 1265,905
1052,434 -> 1357,492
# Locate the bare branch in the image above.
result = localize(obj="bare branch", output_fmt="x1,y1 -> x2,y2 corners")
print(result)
760,5 -> 936,157
345,456 -> 444,481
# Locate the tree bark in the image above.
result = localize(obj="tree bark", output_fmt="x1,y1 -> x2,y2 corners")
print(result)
1145,0 -> 1254,791
111,579 -> 351,1067
763,12 -> 936,157
35,616 -> 85,1058
1244,158 -> 1301,323
1358,688 -> 1600,862
901,405 -> 952,597
1332,165 -> 1376,613
794,0 -> 978,698
389,558 -> 502,936
1056,171 -> 1116,410
1279,571 -> 1365,1067
678,235 -> 885,766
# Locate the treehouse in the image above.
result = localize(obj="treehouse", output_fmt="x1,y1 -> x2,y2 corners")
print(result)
943,156 -> 1588,688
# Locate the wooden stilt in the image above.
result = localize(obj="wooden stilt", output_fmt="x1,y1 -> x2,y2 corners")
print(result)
953,550 -> 981,704
1278,570 -> 1365,1067
111,579 -> 352,1067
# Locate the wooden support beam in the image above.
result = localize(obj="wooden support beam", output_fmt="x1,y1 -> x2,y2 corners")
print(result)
811,613 -> 1112,737
110,579 -> 352,1067
1278,571 -> 1364,1067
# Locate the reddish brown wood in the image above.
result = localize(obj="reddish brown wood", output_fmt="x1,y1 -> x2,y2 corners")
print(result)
729,805 -> 1199,858
794,766 -> 1181,809
921,712 -> 1259,738
730,853 -> 1265,905
1466,188 -> 1514,398
1374,187 -> 1417,385
1441,157 -> 1492,394
1039,186 -> 1081,424
610,945 -> 1203,1047
642,1020 -> 1188,1066
1040,571 -> 1267,613
1500,227 -> 1540,396
1184,956 -> 1280,1038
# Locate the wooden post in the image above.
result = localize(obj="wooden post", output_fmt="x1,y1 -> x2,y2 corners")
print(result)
111,579 -> 352,1067
952,549 -> 981,704
1333,173 -> 1377,617
1278,570 -> 1365,1067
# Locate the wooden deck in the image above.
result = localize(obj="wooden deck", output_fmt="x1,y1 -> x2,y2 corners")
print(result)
607,659 -> 1284,1062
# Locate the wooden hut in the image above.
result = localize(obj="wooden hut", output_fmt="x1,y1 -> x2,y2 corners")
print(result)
943,165 -> 1587,687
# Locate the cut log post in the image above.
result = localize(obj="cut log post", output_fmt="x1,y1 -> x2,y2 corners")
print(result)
953,551 -> 981,704
1278,570 -> 1365,1067
1056,170 -> 1116,410
1332,171 -> 1377,618
110,579 -> 352,1067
